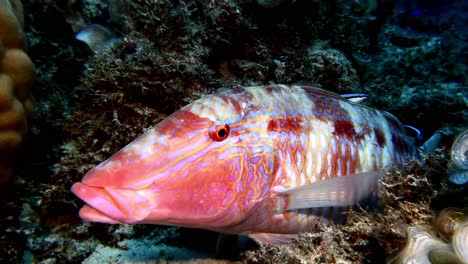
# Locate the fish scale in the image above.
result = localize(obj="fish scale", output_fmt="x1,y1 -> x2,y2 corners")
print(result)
72,84 -> 420,243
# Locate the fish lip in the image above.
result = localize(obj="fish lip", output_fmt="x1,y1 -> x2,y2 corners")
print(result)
81,169 -> 105,187
71,182 -> 126,222
71,182 -> 150,223
80,163 -> 155,189
78,205 -> 122,224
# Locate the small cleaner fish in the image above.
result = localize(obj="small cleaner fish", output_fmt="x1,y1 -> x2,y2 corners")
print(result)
71,84 -> 424,244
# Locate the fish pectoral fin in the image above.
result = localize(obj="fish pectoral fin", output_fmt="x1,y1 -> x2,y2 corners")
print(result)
248,233 -> 298,245
274,171 -> 384,213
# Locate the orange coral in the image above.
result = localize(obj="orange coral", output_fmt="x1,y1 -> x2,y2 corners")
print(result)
0,0 -> 34,186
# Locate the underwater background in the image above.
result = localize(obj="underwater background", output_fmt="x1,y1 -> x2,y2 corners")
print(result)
0,0 -> 466,263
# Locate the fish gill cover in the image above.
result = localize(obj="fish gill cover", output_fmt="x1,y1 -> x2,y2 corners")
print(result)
0,0 -> 466,263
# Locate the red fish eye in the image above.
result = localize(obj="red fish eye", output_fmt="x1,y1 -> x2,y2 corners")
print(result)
211,124 -> 230,141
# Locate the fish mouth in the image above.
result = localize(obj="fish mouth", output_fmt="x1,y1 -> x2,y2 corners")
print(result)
71,182 -> 152,224
78,204 -> 122,224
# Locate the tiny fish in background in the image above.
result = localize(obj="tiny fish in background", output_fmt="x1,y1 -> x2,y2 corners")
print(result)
75,24 -> 115,53
72,84 -> 422,244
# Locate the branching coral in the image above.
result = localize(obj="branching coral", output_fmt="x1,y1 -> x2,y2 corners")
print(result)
0,0 -> 34,186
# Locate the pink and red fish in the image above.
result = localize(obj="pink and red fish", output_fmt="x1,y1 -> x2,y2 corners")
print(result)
71,85 -> 419,242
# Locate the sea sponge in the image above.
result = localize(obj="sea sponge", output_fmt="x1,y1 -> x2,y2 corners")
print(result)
0,0 -> 34,186
0,0 -> 25,49
2,48 -> 35,100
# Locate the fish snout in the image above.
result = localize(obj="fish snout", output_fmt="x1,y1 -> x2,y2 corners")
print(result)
71,182 -> 152,223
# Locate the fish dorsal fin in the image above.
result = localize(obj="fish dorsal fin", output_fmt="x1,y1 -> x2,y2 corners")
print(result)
275,171 -> 384,213
382,111 -> 405,133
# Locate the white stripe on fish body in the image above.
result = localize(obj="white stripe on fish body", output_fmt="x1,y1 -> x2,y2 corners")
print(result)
305,136 -> 314,183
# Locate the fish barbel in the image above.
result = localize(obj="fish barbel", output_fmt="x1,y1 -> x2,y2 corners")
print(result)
71,84 -> 419,243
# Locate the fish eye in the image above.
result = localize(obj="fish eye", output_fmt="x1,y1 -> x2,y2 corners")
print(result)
211,124 -> 230,141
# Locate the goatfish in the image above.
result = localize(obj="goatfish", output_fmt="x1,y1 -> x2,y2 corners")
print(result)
71,84 -> 423,244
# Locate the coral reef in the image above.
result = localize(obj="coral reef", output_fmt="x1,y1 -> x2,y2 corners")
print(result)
303,48 -> 359,92
0,0 -> 34,186
256,0 -> 291,8
362,22 -> 467,137
0,0 -> 465,263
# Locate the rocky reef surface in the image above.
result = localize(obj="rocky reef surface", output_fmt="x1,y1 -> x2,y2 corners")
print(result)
0,0 -> 466,263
